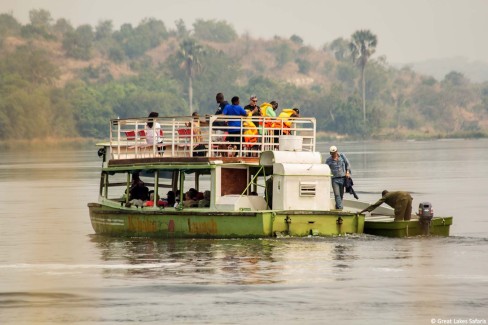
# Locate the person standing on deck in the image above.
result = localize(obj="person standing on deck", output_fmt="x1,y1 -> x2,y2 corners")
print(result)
260,101 -> 279,118
215,93 -> 229,116
359,190 -> 413,221
325,145 -> 351,210
244,95 -> 260,113
146,112 -> 162,145
223,96 -> 247,151
212,93 -> 229,153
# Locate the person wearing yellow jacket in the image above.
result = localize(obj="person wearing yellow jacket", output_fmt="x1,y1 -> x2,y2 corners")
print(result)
260,101 -> 279,130
277,108 -> 300,134
260,101 -> 279,117
243,107 -> 259,144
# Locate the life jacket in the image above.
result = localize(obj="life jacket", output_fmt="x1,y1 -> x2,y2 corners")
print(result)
258,103 -> 275,129
260,103 -> 272,117
243,111 -> 259,143
278,109 -> 296,128
275,108 -> 298,134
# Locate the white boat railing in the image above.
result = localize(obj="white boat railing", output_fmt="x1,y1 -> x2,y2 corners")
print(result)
108,115 -> 316,160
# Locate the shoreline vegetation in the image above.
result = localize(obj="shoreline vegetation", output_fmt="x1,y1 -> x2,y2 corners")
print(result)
1,10 -> 488,142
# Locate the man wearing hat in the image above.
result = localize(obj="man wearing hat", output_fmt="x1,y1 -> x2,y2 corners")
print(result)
325,145 -> 351,210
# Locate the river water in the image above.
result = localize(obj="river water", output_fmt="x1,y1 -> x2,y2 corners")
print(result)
0,140 -> 487,324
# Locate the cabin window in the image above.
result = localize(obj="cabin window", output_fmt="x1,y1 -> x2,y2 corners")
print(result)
299,182 -> 316,197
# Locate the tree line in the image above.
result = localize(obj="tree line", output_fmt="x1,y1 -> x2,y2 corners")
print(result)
1,9 -> 487,141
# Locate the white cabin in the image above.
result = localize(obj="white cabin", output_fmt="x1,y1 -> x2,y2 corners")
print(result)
260,151 -> 331,211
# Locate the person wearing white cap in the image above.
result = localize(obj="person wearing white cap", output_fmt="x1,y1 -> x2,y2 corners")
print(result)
325,145 -> 351,210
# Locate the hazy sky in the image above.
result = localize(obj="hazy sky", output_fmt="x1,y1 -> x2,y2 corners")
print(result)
2,0 -> 488,64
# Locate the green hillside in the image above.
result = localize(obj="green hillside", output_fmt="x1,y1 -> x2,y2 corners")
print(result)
1,9 -> 488,142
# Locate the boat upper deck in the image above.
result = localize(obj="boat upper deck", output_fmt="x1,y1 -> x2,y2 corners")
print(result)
103,115 -> 316,165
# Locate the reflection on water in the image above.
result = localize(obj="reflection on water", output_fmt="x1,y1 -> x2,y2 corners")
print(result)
1,142 -> 488,324
89,236 -> 363,285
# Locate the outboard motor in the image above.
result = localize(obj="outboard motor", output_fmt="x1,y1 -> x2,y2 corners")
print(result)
418,202 -> 434,235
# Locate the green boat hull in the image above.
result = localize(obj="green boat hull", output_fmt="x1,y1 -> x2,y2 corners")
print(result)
364,216 -> 453,237
88,203 -> 364,238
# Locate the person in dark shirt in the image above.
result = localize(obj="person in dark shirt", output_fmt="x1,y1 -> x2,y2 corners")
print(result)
359,190 -> 413,221
213,93 -> 230,154
223,96 -> 247,153
129,172 -> 149,201
215,92 -> 229,114
244,95 -> 260,114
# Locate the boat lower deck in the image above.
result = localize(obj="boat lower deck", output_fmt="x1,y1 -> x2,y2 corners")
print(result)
88,203 -> 364,238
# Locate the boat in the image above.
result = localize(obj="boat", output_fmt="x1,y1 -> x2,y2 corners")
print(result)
87,115 -> 452,238
343,200 -> 453,238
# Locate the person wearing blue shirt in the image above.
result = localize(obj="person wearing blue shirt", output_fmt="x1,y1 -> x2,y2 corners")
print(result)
223,96 -> 247,150
325,145 -> 351,210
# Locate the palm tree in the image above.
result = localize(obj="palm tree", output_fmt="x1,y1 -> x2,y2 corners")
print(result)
177,38 -> 205,115
349,30 -> 377,122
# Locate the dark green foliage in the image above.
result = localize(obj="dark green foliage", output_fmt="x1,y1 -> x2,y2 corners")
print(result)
80,64 -> 113,83
193,19 -> 237,43
296,58 -> 312,74
0,16 -> 487,141
174,48 -> 240,113
108,46 -> 125,63
290,34 -> 303,45
29,9 -> 53,30
1,45 -> 59,85
0,83 -> 77,139
64,81 -> 113,138
21,9 -> 55,40
0,13 -> 21,37
20,24 -> 55,40
422,77 -> 437,86
328,38 -> 351,61
272,42 -> 294,68
112,19 -> 168,59
63,25 -> 94,60
97,73 -> 185,120
335,63 -> 357,92
95,20 -> 113,40
174,19 -> 189,38
442,71 -> 468,87
136,18 -> 168,47
53,18 -> 74,36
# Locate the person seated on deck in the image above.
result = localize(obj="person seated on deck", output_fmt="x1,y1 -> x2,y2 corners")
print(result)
129,172 -> 149,201
145,190 -> 166,207
198,190 -> 211,208
165,190 -> 176,207
174,190 -> 181,208
183,188 -> 199,208
124,172 -> 149,207
223,96 -> 247,156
